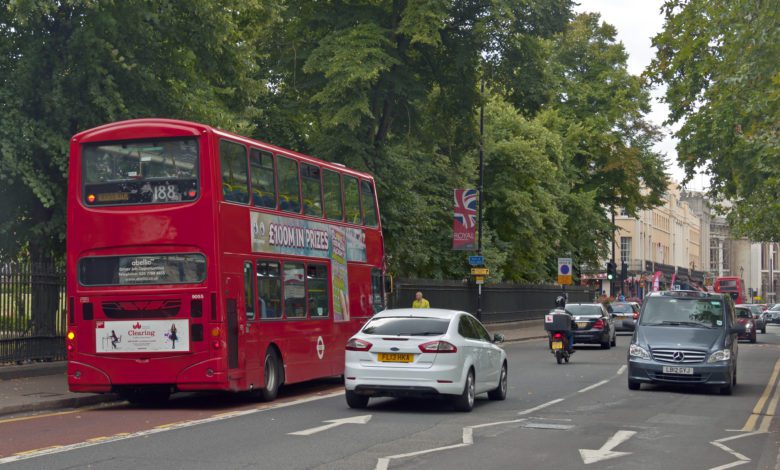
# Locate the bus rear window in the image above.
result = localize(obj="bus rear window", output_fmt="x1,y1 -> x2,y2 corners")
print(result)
79,254 -> 206,286
82,137 -> 199,206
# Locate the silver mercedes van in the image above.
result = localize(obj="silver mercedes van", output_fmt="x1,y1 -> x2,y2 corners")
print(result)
627,290 -> 744,395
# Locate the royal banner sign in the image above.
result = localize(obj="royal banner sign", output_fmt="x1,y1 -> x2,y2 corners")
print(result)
453,189 -> 477,251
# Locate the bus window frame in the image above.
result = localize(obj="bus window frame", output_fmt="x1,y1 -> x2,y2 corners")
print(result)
322,169 -> 344,222
219,139 -> 250,205
249,148 -> 277,209
343,174 -> 363,226
276,154 -> 302,214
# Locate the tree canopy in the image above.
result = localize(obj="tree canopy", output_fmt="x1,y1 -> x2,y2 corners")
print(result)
648,0 -> 779,241
0,1 -> 671,283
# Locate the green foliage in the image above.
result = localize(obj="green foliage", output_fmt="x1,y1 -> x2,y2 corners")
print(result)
648,0 -> 779,241
1,0 -> 671,284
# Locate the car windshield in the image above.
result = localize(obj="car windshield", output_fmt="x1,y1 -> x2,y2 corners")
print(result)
565,305 -> 602,316
610,303 -> 635,313
362,317 -> 450,336
736,308 -> 751,319
640,297 -> 723,328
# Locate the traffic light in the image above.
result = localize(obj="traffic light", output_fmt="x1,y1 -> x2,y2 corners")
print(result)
606,261 -> 616,280
621,261 -> 628,281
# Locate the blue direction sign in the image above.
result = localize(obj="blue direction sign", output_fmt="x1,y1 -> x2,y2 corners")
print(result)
468,255 -> 485,266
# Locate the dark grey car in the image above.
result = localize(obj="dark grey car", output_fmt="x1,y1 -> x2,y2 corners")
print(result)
627,291 -> 744,395
566,303 -> 616,349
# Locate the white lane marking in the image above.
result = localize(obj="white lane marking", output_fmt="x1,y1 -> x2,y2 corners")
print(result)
288,415 -> 371,436
0,390 -> 344,465
617,365 -> 627,375
376,397 -> 570,470
706,431 -> 763,470
578,380 -> 609,393
578,430 -> 636,464
517,398 -> 564,415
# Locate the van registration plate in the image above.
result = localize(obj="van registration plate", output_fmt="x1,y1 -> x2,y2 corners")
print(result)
662,366 -> 693,375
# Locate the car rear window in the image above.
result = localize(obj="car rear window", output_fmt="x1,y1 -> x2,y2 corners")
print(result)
736,308 -> 751,319
640,297 -> 724,327
566,305 -> 602,316
610,303 -> 635,313
362,317 -> 450,336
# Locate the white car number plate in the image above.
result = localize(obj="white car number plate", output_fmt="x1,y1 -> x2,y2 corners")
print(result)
662,366 -> 693,375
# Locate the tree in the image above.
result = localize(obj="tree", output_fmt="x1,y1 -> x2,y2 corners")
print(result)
0,0 -> 278,261
549,13 -> 668,216
648,0 -> 779,241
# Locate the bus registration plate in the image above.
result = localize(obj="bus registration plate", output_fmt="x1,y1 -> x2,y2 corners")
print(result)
378,353 -> 413,363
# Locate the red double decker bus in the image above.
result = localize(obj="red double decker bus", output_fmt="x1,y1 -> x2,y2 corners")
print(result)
714,276 -> 745,304
66,119 -> 385,403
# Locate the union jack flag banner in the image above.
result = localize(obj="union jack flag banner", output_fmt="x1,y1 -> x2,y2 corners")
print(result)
452,189 -> 478,250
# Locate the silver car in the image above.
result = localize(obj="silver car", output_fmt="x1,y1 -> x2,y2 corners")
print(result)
344,308 -> 508,412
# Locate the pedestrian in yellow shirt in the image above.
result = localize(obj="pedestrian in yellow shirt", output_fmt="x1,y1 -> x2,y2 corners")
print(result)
412,291 -> 430,308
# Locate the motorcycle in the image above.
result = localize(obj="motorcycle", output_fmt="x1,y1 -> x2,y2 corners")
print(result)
544,309 -> 574,365
549,331 -> 571,364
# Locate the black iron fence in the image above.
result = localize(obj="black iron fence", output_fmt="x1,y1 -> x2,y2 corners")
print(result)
0,261 -> 66,363
389,278 -> 594,323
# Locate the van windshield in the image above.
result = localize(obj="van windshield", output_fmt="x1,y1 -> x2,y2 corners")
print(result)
640,298 -> 724,328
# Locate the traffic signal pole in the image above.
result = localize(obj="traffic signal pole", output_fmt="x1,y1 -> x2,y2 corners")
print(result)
476,77 -> 484,320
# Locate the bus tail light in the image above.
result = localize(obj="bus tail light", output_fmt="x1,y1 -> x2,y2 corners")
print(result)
66,330 -> 76,352
345,338 -> 372,351
211,327 -> 221,337
212,340 -> 221,350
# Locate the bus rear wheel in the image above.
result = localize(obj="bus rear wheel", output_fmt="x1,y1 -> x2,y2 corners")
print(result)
258,348 -> 282,401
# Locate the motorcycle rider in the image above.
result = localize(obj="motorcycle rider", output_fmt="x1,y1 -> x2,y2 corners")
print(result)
553,294 -> 576,354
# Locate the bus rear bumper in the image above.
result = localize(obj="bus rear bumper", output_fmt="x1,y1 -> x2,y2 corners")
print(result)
68,361 -> 112,393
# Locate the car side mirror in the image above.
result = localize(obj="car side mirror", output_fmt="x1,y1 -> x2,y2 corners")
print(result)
493,333 -> 505,344
730,324 -> 746,335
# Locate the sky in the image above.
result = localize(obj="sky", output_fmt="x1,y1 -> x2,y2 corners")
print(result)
574,0 -> 709,191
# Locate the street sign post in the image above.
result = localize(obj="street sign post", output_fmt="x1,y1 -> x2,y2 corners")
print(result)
468,255 -> 485,266
558,257 -> 573,285
470,267 -> 489,276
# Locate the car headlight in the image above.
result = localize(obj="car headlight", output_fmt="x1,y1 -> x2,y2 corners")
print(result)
708,349 -> 731,363
629,344 -> 650,359
745,322 -> 752,331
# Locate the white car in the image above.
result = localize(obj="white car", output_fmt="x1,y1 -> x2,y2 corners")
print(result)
344,308 -> 508,412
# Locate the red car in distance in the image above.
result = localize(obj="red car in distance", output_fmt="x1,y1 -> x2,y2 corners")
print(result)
735,306 -> 757,343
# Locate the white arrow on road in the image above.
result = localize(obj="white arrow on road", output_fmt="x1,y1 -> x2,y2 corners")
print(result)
579,430 -> 637,464
288,415 -> 372,436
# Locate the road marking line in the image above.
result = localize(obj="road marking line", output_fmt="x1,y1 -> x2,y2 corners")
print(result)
617,365 -> 627,375
0,390 -> 343,465
740,358 -> 780,431
0,404 -> 110,425
758,367 -> 780,432
517,398 -> 564,416
714,431 -> 765,443
578,380 -> 609,393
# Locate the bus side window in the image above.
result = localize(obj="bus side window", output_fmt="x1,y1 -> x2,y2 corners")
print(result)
257,261 -> 282,319
361,179 -> 378,227
283,262 -> 306,318
343,175 -> 362,225
307,263 -> 329,318
323,169 -> 343,221
249,149 -> 276,208
277,156 -> 301,213
243,261 -> 255,320
301,163 -> 323,217
219,140 -> 249,204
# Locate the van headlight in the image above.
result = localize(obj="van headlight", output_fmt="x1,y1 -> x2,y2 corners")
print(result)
629,344 -> 650,359
707,349 -> 731,363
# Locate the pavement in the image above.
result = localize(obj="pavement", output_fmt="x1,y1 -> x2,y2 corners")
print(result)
0,319 -> 545,418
